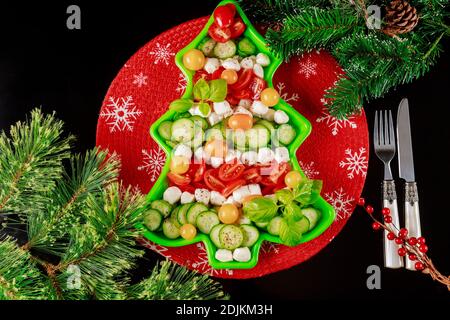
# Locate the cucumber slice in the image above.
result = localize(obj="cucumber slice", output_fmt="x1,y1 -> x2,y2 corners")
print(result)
213,40 -> 236,59
162,219 -> 180,239
170,207 -> 181,228
256,119 -> 276,133
237,38 -> 256,57
187,203 -> 209,225
150,200 -> 173,218
165,140 -> 178,148
241,225 -> 260,247
255,221 -> 269,229
210,224 -> 225,248
205,128 -> 224,142
276,124 -> 296,145
267,216 -> 283,236
191,116 -> 209,130
296,217 -> 310,234
177,203 -> 192,225
198,36 -> 216,57
171,118 -> 194,143
246,125 -> 270,149
301,208 -> 321,230
158,121 -> 172,141
173,112 -> 191,121
196,211 -> 220,234
189,128 -> 204,149
143,209 -> 162,232
232,129 -> 247,151
219,225 -> 244,250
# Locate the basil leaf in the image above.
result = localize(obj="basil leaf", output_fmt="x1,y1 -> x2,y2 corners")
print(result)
279,217 -> 303,247
294,179 -> 323,206
193,78 -> 210,100
284,202 -> 303,222
209,79 -> 228,102
169,99 -> 194,112
275,189 -> 293,205
198,102 -> 211,117
243,197 -> 278,223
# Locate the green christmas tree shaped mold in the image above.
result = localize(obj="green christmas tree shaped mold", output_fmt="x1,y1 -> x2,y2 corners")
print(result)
139,0 -> 335,270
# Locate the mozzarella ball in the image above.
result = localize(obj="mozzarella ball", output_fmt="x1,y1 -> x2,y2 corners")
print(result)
207,112 -> 224,126
232,185 -> 251,204
215,249 -> 233,262
257,147 -> 275,165
204,58 -> 220,74
241,151 -> 258,166
248,184 -> 262,195
256,53 -> 271,67
250,101 -> 269,116
234,106 -> 253,116
221,58 -> 241,71
274,110 -> 289,124
240,57 -> 254,69
210,156 -> 224,168
225,149 -> 242,163
195,189 -> 211,205
194,147 -> 206,162
163,186 -> 182,204
210,191 -> 226,206
238,99 -> 252,109
262,109 -> 275,122
213,101 -> 232,116
174,144 -> 193,160
253,64 -> 264,78
233,247 -> 251,262
180,192 -> 195,204
274,147 -> 290,163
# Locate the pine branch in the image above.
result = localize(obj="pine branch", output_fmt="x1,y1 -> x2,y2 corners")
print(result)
127,260 -> 228,300
266,7 -> 365,59
24,149 -> 120,254
53,183 -> 145,299
0,109 -> 74,217
0,237 -> 55,300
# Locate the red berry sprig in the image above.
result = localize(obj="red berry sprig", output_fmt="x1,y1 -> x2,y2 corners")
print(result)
357,196 -> 450,290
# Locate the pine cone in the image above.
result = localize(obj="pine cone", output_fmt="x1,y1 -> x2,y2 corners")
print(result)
382,0 -> 419,36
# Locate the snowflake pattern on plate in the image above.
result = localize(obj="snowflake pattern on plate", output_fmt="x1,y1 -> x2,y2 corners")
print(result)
191,243 -> 233,276
316,102 -> 357,136
339,147 -> 368,179
100,96 -> 143,133
133,72 -> 148,87
276,82 -> 299,102
298,57 -> 317,79
137,147 -> 166,182
140,239 -> 171,259
149,42 -> 175,65
324,187 -> 355,221
299,161 -> 319,179
176,72 -> 188,94
260,242 -> 280,255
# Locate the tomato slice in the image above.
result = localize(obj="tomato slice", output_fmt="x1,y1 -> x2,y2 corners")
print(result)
204,169 -> 226,192
175,183 -> 196,194
230,17 -> 246,39
222,179 -> 246,198
232,88 -> 252,100
218,163 -> 245,182
187,161 -> 206,183
250,77 -> 267,100
229,69 -> 253,91
226,94 -> 240,106
242,168 -> 262,184
167,172 -> 191,186
260,162 -> 290,186
208,22 -> 231,43
214,5 -> 235,28
261,185 -> 275,196
193,70 -> 211,83
211,66 -> 225,80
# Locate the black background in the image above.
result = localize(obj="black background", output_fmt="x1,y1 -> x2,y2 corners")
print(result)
0,1 -> 449,300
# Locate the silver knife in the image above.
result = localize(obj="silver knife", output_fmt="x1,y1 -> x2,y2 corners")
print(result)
397,98 -> 421,271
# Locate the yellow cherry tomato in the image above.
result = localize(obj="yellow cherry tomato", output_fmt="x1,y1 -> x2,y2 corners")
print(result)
260,87 -> 280,107
242,194 -> 263,204
218,204 -> 240,224
170,156 -> 190,174
221,69 -> 238,84
180,224 -> 197,240
228,114 -> 253,130
183,49 -> 205,71
204,139 -> 228,158
285,171 -> 303,189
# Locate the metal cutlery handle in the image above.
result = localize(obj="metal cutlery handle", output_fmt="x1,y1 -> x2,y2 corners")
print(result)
404,182 -> 421,271
382,181 -> 403,268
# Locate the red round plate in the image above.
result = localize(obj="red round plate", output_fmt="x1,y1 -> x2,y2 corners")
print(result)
96,17 -> 369,279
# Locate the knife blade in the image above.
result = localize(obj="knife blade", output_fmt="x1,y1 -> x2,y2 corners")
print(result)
397,98 -> 415,182
396,98 -> 421,271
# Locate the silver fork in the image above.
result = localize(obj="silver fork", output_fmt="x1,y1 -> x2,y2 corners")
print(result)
374,110 -> 403,268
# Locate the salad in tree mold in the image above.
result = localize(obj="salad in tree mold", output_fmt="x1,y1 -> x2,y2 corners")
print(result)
138,0 -> 336,270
